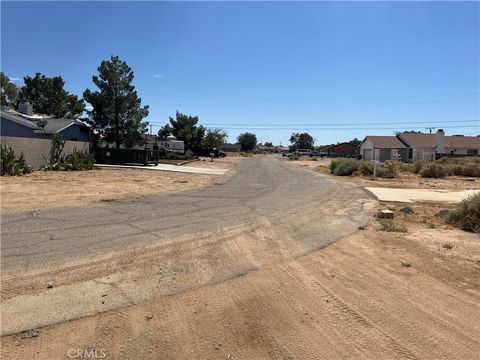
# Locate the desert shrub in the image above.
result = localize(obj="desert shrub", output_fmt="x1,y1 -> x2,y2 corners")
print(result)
378,219 -> 407,232
329,159 -> 341,173
375,166 -> 394,178
383,160 -> 399,178
332,159 -> 360,176
413,160 -> 428,174
419,163 -> 446,178
358,161 -> 396,178
43,149 -> 94,171
438,156 -> 480,165
459,163 -> 480,177
64,150 -> 94,170
359,161 -> 373,175
1,145 -> 32,176
398,162 -> 415,173
445,164 -> 466,176
448,193 -> 480,232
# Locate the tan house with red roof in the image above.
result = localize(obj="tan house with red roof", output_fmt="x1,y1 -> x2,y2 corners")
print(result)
360,129 -> 480,162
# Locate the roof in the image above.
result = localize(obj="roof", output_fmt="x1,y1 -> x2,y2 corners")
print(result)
323,142 -> 358,149
317,144 -> 334,151
41,118 -> 87,134
398,133 -> 436,148
1,111 -> 42,130
363,136 -> 407,149
445,135 -> 480,149
399,132 -> 480,149
1,110 -> 88,134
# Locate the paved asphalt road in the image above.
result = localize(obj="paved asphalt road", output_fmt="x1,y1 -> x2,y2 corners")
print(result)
1,156 -> 370,273
1,156 -> 374,334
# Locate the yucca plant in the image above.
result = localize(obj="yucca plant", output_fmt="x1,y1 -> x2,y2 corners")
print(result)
1,145 -> 32,176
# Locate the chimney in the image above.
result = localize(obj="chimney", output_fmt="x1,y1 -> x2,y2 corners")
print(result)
436,129 -> 445,154
18,102 -> 33,116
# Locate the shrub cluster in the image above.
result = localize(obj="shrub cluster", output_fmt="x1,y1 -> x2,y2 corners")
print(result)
1,145 -> 32,176
43,149 -> 94,171
378,219 -> 408,232
448,193 -> 480,233
330,159 -> 360,176
330,158 -> 397,178
412,157 -> 480,177
419,163 -> 447,178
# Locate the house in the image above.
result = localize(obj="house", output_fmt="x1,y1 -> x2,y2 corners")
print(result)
360,130 -> 480,162
1,107 -> 91,169
317,142 -> 358,157
221,143 -> 241,152
360,136 -> 409,162
399,130 -> 479,160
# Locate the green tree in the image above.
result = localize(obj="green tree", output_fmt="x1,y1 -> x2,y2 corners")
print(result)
289,132 -> 314,151
83,56 -> 149,148
264,141 -> 274,148
349,138 -> 362,146
237,132 -> 257,152
203,128 -> 227,150
157,124 -> 173,140
20,73 -> 84,118
0,72 -> 19,108
159,111 -> 206,151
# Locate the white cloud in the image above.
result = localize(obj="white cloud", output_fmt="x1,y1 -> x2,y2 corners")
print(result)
8,76 -> 21,82
152,73 -> 165,79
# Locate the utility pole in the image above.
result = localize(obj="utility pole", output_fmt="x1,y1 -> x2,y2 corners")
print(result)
149,124 -> 153,135
425,127 -> 435,134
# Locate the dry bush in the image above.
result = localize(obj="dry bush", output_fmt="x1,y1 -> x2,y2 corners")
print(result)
419,163 -> 447,178
448,193 -> 480,232
442,242 -> 454,250
413,160 -> 428,174
378,219 -> 408,232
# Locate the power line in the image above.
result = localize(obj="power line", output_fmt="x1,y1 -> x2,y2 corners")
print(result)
146,119 -> 480,126
198,125 -> 478,131
141,91 -> 480,101
146,98 -> 479,109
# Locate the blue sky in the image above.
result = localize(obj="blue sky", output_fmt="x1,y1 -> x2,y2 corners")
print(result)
2,1 -> 479,145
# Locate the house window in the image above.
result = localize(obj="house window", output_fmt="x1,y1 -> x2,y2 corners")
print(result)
408,148 -> 413,159
467,149 -> 478,156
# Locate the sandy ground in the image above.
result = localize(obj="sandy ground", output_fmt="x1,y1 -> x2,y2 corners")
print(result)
288,157 -> 480,190
0,157 -> 241,214
2,156 -> 479,359
2,218 -> 479,359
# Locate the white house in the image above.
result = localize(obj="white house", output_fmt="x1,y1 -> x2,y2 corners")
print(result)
360,130 -> 480,163
360,136 -> 409,162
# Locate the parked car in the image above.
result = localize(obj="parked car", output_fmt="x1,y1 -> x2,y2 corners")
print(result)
281,150 -> 290,157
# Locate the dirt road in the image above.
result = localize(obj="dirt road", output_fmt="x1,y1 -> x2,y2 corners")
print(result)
2,155 -> 478,359
2,226 -> 479,359
1,155 -> 372,334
